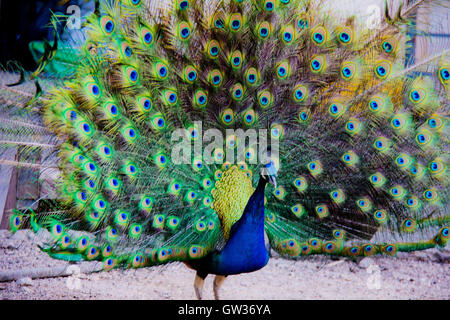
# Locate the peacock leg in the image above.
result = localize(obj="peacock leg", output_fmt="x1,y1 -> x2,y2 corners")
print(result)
213,275 -> 227,300
194,272 -> 207,300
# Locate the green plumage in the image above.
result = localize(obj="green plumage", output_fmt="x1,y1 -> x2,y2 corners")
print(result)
1,0 -> 449,293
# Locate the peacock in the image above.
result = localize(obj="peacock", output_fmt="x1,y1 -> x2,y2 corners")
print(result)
1,0 -> 449,300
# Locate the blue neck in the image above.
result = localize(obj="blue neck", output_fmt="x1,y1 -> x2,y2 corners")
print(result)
211,176 -> 269,275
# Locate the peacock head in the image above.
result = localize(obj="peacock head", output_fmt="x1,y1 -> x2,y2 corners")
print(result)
261,160 -> 277,188
260,145 -> 277,187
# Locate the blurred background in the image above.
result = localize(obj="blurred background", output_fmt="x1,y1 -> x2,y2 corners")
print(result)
0,0 -> 94,70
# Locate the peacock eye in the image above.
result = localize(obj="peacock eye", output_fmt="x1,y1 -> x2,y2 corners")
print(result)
383,41 -> 393,52
215,19 -> 224,28
377,66 -> 386,76
300,112 -> 308,120
298,19 -> 308,29
410,90 -> 421,101
144,32 -> 152,43
83,123 -> 91,133
181,28 -> 190,38
124,46 -> 132,57
343,67 -> 351,77
312,60 -> 320,69
110,105 -> 118,114
179,0 -> 189,10
283,32 -> 292,42
340,32 -> 350,42
125,68 -> 137,82
210,46 -> 219,56
260,28 -> 268,37
159,67 -> 167,78
105,22 -> 114,32
440,68 -> 449,80
91,85 -> 100,96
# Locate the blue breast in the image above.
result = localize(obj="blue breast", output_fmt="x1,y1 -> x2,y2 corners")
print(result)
211,180 -> 269,275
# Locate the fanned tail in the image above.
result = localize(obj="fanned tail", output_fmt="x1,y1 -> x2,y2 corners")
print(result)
0,0 -> 448,272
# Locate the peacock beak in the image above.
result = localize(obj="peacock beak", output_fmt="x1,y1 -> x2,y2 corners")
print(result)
268,175 -> 277,188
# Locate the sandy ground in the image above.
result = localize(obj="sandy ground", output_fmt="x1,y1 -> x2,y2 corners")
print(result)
0,230 -> 449,300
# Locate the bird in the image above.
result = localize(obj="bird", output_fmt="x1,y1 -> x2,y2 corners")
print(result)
1,0 -> 449,300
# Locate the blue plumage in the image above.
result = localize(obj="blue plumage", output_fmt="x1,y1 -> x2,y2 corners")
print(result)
189,176 -> 269,277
